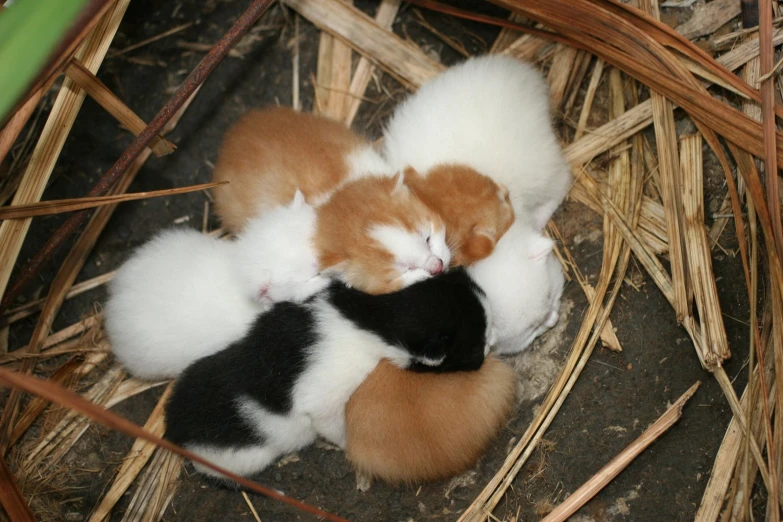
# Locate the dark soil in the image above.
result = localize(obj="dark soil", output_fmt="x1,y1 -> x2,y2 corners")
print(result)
2,1 -> 754,521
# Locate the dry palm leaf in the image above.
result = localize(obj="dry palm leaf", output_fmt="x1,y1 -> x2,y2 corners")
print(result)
0,366 -> 348,522
0,181 -> 226,220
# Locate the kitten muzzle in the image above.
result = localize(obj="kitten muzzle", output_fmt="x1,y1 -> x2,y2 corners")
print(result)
425,256 -> 444,275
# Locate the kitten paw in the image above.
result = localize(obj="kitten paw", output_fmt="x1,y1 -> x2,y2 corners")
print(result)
400,268 -> 431,286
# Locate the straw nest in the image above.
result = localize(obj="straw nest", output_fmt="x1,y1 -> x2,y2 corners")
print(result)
0,0 -> 781,520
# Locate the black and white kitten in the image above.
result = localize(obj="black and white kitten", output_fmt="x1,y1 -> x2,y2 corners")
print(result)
164,268 -> 494,478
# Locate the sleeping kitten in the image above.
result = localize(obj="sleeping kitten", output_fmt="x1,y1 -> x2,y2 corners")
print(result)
105,191 -> 327,380
404,165 -> 515,266
212,106 -> 390,232
164,268 -> 492,478
315,172 -> 451,294
383,55 -> 572,230
468,220 -> 565,355
344,356 -> 516,483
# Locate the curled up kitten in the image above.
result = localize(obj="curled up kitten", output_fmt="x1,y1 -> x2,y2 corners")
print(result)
104,191 -> 326,380
344,356 -> 516,483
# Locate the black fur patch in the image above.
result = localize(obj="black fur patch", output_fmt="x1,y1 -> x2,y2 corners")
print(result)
327,268 -> 488,372
165,302 -> 317,448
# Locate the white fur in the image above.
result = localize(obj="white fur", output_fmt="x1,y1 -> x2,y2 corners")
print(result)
468,221 -> 565,355
183,296 -> 418,476
382,55 -> 572,230
370,222 -> 450,279
105,194 -> 325,380
189,407 -> 316,478
346,143 -> 393,179
310,144 -> 394,207
233,191 -> 328,304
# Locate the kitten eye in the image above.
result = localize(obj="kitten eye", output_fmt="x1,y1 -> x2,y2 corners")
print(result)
426,235 -> 431,246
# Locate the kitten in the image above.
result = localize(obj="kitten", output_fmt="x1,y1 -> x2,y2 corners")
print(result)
344,356 -> 516,483
315,172 -> 451,294
164,268 -> 492,478
212,106 -> 390,233
382,55 -> 572,230
105,192 -> 326,380
404,165 -> 515,266
468,221 -> 565,355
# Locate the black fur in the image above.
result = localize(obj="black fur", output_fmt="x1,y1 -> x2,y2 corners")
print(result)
165,302 -> 317,448
328,267 -> 488,372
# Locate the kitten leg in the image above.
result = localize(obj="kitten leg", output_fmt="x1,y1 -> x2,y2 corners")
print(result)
188,443 -> 284,478
293,275 -> 331,301
399,268 -> 431,287
531,201 -> 560,231
355,471 -> 373,492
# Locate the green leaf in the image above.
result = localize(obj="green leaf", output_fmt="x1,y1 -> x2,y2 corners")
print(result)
0,0 -> 91,121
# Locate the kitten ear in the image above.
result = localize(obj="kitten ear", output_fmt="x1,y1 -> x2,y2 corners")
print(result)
391,171 -> 408,195
528,235 -> 555,261
463,229 -> 495,262
497,183 -> 510,202
290,189 -> 306,209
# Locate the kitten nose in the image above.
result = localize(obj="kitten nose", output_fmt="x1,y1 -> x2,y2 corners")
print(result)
426,257 -> 443,274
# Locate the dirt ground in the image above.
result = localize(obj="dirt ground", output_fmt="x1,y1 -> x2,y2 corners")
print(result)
2,0 -> 757,520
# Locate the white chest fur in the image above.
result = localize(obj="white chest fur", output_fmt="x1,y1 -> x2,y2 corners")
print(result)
291,299 -> 412,447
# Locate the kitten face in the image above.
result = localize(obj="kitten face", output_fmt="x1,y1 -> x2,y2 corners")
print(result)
467,223 -> 566,355
369,220 -> 449,281
235,191 -> 326,305
315,173 -> 450,294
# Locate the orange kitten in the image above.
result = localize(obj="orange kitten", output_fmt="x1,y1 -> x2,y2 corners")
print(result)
315,173 -> 450,294
212,106 -> 389,232
405,164 -> 515,266
345,356 -> 517,483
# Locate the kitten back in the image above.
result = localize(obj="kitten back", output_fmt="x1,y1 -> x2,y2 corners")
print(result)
212,106 -> 368,232
344,356 -> 517,483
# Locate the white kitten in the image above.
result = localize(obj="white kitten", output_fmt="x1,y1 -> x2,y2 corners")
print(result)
105,191 -> 326,380
468,221 -> 565,355
382,55 -> 572,230
233,190 -> 328,304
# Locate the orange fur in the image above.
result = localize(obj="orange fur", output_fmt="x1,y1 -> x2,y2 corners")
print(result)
345,356 -> 517,483
315,174 -> 445,294
405,165 -> 515,266
212,106 -> 367,232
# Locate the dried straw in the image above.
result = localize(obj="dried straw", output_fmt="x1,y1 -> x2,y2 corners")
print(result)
542,382 -> 700,522
64,59 -> 174,157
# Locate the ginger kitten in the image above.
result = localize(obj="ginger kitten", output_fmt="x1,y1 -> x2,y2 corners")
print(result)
405,164 -> 514,266
315,172 -> 451,294
345,356 -> 516,483
212,106 -> 389,232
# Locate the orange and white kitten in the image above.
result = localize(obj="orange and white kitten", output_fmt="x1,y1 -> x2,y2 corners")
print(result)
316,172 -> 450,294
212,106 -> 389,232
405,164 -> 514,266
345,356 -> 516,483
